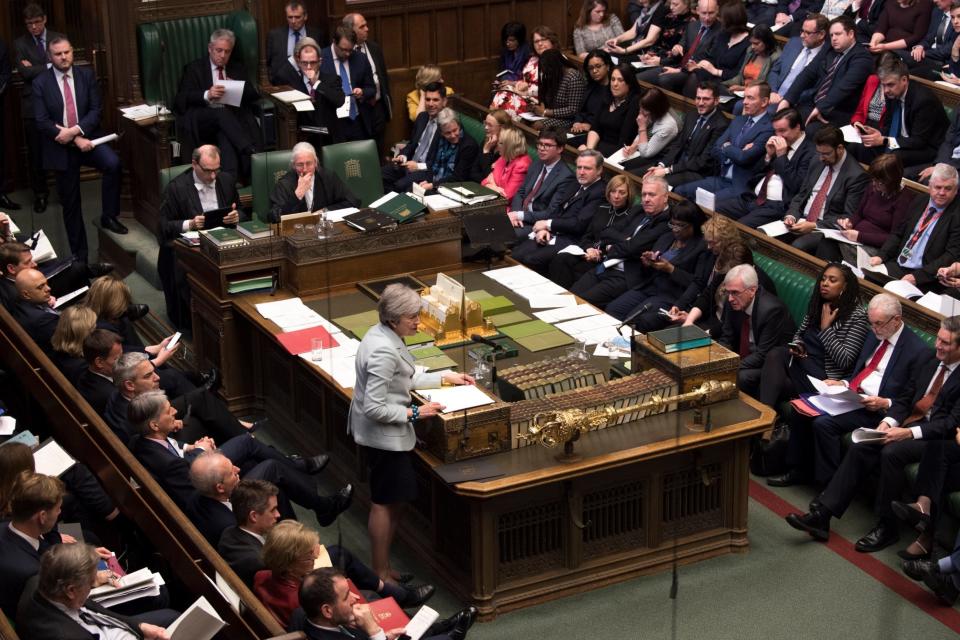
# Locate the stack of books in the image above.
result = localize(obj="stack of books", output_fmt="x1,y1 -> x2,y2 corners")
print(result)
497,356 -> 607,402
647,325 -> 711,354
226,275 -> 275,295
438,181 -> 499,205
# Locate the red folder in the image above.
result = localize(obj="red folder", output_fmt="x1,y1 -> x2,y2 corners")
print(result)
275,325 -> 338,355
368,597 -> 411,633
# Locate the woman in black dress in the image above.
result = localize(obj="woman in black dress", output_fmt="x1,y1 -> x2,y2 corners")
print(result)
579,63 -> 641,156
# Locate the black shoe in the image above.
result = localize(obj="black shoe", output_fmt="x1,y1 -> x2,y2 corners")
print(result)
767,468 -> 807,488
101,218 -> 128,234
854,522 -> 899,553
902,558 -> 939,582
317,484 -> 353,526
448,606 -> 479,640
125,304 -> 150,321
397,573 -> 414,584
785,509 -> 830,541
200,367 -> 221,393
399,584 -> 436,608
0,194 -> 22,210
925,572 -> 960,606
890,500 -> 932,533
33,195 -> 47,213
248,417 -> 268,433
85,262 -> 115,278
292,453 -> 329,475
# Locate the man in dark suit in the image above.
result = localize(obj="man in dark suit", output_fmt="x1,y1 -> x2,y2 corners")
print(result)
848,60 -> 948,170
635,0 -> 722,93
381,82 -> 447,191
869,163 -> 960,291
512,150 -> 606,272
764,14 -> 828,113
785,316 -> 960,553
157,144 -> 239,330
409,111 -> 481,193
344,12 -> 392,154
266,1 -> 326,85
268,141 -> 359,222
774,125 -> 869,253
11,268 -> 59,352
17,543 -> 177,639
33,36 -> 126,263
570,175 -> 673,307
320,25 -> 376,142
674,83 -> 774,203
128,391 -> 349,535
508,129 -> 577,239
74,329 -> 123,415
717,107 -> 814,224
781,15 -> 873,131
907,0 -> 959,79
173,29 -> 261,183
644,81 -> 729,187
718,264 -> 796,395
14,3 -> 63,213
292,568 -> 477,640
921,108 -> 960,180
272,37 -> 344,145
0,241 -> 110,312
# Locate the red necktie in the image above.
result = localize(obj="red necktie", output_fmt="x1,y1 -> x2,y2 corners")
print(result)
905,364 -> 946,425
848,339 -> 889,393
681,26 -> 706,67
806,166 -> 833,222
522,167 -> 547,211
63,74 -> 78,128
217,66 -> 225,80
755,169 -> 775,206
739,313 -> 751,358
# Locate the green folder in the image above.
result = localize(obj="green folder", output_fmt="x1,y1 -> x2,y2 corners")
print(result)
416,354 -> 459,371
403,331 -> 434,347
411,345 -> 445,359
514,330 -> 575,352
487,310 -> 532,327
477,295 -> 514,317
466,289 -> 493,301
333,310 -> 380,338
375,192 -> 427,223
499,319 -> 555,339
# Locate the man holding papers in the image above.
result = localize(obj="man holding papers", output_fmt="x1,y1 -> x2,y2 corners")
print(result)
785,315 -> 960,553
267,142 -> 359,222
34,36 -> 125,261
174,29 -> 261,183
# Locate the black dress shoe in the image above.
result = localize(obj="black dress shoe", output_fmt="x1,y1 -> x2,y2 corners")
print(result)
317,484 -> 353,526
399,584 -> 436,608
854,522 -> 899,553
34,195 -> 48,213
902,558 -> 939,582
767,468 -> 807,487
785,509 -> 830,541
922,570 -> 960,606
292,453 -> 330,475
248,417 -> 268,433
125,304 -> 150,321
101,218 -> 128,234
448,606 -> 479,640
891,500 -> 932,533
397,573 -> 414,584
85,262 -> 115,278
200,367 -> 221,393
0,194 -> 22,210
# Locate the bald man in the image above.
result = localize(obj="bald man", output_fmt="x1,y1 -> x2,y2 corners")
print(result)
11,268 -> 60,351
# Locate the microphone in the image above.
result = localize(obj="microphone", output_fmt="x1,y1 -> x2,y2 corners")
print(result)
470,334 -> 502,350
617,303 -> 650,331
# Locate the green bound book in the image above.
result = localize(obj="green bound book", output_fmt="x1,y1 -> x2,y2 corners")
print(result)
487,310 -> 531,327
203,227 -> 246,248
438,182 -> 500,205
647,325 -> 711,353
477,295 -> 514,317
375,193 -> 427,223
237,218 -> 273,239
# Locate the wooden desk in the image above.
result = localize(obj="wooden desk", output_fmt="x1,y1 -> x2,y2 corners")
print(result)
183,258 -> 774,618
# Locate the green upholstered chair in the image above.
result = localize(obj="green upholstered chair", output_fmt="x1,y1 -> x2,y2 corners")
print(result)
321,140 -> 384,207
160,164 -> 192,193
251,151 -> 293,221
460,113 -> 486,146
752,253 -> 815,326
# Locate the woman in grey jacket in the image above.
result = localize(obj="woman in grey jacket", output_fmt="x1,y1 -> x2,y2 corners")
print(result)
348,284 -> 474,583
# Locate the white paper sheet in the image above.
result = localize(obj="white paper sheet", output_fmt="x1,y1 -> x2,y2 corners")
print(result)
53,286 -> 88,309
414,385 -> 495,413
369,191 -> 400,209
336,95 -> 352,118
839,124 -> 862,144
534,303 -> 601,323
323,207 -> 359,222
512,280 -> 567,298
883,279 -> 924,300
33,439 -> 76,476
0,415 -> 16,435
851,427 -> 887,443
917,291 -> 960,316
216,79 -> 245,107
818,228 -> 861,245
758,220 -> 789,237
167,596 -> 226,640
526,294 -> 578,309
271,89 -> 311,103
557,244 -> 586,256
695,188 -> 715,211
806,375 -> 863,402
404,605 -> 441,640
91,133 -> 118,147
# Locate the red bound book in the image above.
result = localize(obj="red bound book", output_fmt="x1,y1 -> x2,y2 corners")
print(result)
274,325 -> 338,355
368,597 -> 411,632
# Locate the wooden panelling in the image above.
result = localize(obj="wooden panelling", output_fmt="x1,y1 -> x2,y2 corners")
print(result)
435,8 -> 461,65
463,5 -> 487,61
406,12 -> 432,67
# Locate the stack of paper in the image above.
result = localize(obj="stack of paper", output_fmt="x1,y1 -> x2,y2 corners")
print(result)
120,104 -> 171,120
255,298 -> 342,334
414,384 -> 496,413
802,376 -> 866,415
533,303 -> 600,323
166,596 -> 226,640
300,338 -> 361,389
554,313 -> 622,345
89,568 -> 165,608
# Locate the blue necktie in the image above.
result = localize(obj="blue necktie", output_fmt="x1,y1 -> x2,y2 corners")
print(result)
887,100 -> 902,140
166,439 -> 180,457
339,60 -> 358,120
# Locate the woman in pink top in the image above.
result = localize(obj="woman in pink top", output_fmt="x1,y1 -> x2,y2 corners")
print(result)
482,127 -> 532,205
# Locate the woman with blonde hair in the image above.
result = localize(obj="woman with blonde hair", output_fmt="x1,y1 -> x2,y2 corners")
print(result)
480,108 -> 513,174
481,126 -> 532,203
406,64 -> 457,121
254,520 -> 320,627
50,304 -> 98,383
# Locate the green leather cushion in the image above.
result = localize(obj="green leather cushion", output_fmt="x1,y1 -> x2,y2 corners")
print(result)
251,150 -> 293,221
160,163 -> 192,193
752,253 -> 815,326
321,140 -> 383,208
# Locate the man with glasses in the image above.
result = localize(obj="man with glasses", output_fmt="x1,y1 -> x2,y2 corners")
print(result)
320,25 -> 375,143
717,264 -> 794,395
157,144 -> 239,329
266,1 -> 326,85
268,141 -> 359,221
764,15 -> 828,113
508,129 -> 577,239
272,38 -> 344,145
785,315 -> 960,555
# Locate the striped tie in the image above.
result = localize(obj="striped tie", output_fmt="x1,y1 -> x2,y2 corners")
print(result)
815,54 -> 841,104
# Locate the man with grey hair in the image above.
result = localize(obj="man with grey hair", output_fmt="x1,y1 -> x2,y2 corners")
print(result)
869,162 -> 960,291
408,110 -> 482,194
768,293 -> 933,488
512,149 -> 607,273
157,143 -> 240,329
343,12 -> 391,153
718,264 -> 794,395
267,141 -> 359,222
787,316 -> 960,558
17,542 -> 177,638
174,28 -> 260,183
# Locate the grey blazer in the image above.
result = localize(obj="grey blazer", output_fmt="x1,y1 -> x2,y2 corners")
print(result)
347,322 -> 441,451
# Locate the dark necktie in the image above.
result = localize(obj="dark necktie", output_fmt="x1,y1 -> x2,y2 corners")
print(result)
900,206 -> 941,264
848,340 -> 889,393
292,29 -> 301,49
937,14 -> 949,44
36,35 -> 44,57
166,439 -> 180,457
859,0 -> 873,19
522,166 -> 547,210
681,26 -> 707,66
905,364 -> 947,425
217,66 -> 225,81
806,166 -> 833,222
887,99 -> 902,140
739,313 -> 752,358
690,115 -> 705,140
755,168 -> 775,206
815,54 -> 842,103
734,118 -> 755,147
